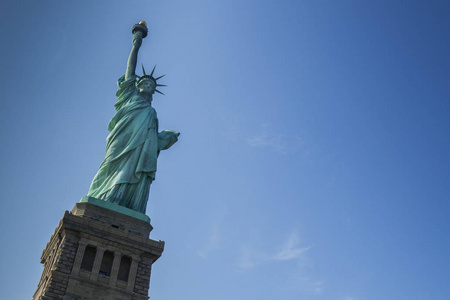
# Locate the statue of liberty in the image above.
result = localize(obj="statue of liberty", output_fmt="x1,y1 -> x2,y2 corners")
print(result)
87,22 -> 180,214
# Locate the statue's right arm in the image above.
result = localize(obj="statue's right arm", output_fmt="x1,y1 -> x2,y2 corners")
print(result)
125,31 -> 143,81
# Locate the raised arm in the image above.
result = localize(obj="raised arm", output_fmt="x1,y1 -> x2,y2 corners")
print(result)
125,31 -> 143,81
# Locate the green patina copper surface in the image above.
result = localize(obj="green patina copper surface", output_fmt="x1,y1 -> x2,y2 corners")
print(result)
79,196 -> 150,223
84,22 -> 179,217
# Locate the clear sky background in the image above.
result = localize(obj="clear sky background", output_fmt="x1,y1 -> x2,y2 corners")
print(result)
1,1 -> 450,299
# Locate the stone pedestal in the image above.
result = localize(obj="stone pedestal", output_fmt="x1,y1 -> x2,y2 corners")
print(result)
33,198 -> 164,300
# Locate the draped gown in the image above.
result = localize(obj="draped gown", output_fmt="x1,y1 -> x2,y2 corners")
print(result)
87,75 -> 179,214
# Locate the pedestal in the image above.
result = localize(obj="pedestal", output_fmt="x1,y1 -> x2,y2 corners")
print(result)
33,198 -> 164,300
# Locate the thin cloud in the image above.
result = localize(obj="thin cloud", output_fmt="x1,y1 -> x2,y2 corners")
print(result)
274,233 -> 310,261
197,202 -> 228,258
284,262 -> 325,295
237,233 -> 310,269
197,222 -> 221,258
236,233 -> 324,295
223,115 -> 306,156
290,276 -> 325,294
246,123 -> 303,155
237,245 -> 267,269
310,280 -> 325,294
275,234 -> 323,295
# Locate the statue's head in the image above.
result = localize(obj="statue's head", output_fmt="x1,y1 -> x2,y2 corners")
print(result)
137,65 -> 165,96
137,78 -> 156,95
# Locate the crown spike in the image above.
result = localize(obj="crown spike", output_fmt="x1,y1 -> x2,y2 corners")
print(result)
142,64 -> 146,76
155,74 -> 165,80
150,65 -> 156,77
156,84 -> 167,87
155,89 -> 165,95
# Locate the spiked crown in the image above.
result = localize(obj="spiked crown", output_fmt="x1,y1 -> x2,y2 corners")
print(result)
137,65 -> 166,95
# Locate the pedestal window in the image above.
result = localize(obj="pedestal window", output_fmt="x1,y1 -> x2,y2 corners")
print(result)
118,255 -> 132,282
99,250 -> 114,277
80,245 -> 97,272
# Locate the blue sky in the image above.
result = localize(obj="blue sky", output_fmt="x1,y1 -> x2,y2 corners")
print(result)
1,1 -> 450,299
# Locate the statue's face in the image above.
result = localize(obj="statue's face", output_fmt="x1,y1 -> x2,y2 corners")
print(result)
137,79 -> 156,95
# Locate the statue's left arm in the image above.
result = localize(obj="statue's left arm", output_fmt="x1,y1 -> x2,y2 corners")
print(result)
158,130 -> 180,152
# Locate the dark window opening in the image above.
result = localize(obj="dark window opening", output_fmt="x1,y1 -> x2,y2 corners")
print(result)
117,255 -> 132,282
99,251 -> 114,277
80,246 -> 96,272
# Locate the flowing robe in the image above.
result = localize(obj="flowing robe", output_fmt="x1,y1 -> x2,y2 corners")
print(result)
87,75 -> 178,213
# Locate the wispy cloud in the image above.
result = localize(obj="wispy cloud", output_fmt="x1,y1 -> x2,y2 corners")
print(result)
290,276 -> 325,294
222,116 -> 305,156
237,233 -> 310,269
308,279 -> 324,294
246,123 -> 304,155
274,233 -> 310,261
237,245 -> 268,269
197,201 -> 228,258
197,221 -> 221,258
236,232 -> 324,294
